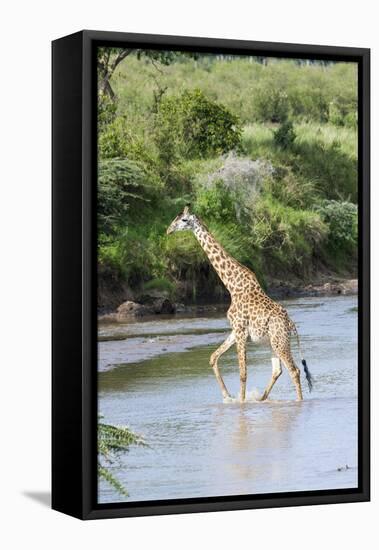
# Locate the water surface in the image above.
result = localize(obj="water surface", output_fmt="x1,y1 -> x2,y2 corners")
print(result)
98,295 -> 358,503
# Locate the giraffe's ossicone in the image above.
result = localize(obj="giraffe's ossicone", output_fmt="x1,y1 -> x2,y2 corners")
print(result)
167,206 -> 313,402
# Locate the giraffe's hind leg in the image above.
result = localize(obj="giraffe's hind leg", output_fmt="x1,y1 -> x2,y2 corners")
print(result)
281,354 -> 303,401
258,357 -> 282,401
269,319 -> 303,401
209,332 -> 235,399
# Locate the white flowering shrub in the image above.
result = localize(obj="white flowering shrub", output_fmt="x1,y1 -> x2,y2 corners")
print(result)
196,152 -> 274,221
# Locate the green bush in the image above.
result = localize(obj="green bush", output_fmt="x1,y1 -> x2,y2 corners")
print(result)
143,277 -> 175,295
99,226 -> 166,289
253,88 -> 291,123
315,200 -> 358,261
98,116 -> 158,169
98,118 -> 130,159
250,197 -> 328,276
265,167 -> 316,209
98,238 -> 123,271
329,96 -> 358,128
98,93 -> 117,130
195,180 -> 237,223
98,158 -> 162,234
154,89 -> 242,162
273,120 -> 297,149
290,87 -> 330,123
293,139 -> 357,203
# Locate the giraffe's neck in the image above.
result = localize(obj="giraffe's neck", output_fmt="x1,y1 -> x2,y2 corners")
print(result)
193,221 -> 258,294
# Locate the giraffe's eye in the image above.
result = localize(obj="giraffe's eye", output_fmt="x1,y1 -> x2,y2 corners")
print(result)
182,218 -> 188,222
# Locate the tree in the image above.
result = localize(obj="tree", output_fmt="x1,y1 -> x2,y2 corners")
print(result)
97,47 -> 180,100
98,47 -> 133,99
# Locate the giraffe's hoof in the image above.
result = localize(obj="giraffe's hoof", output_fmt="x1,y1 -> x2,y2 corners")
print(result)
257,393 -> 268,402
223,394 -> 234,403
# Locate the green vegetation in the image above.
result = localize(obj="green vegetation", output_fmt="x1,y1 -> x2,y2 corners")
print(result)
98,417 -> 146,496
97,51 -> 358,307
273,120 -> 297,149
155,89 -> 242,162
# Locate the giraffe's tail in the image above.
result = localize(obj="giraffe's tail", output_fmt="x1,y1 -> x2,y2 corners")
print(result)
301,359 -> 313,393
291,321 -> 313,393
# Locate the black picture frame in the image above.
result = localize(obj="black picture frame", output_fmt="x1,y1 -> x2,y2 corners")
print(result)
52,30 -> 370,520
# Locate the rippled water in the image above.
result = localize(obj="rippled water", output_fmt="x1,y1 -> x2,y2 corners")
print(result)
98,295 -> 358,503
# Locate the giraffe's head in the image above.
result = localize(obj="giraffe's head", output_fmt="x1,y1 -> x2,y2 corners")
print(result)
166,206 -> 198,235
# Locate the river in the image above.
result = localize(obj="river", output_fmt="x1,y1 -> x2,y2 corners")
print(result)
98,295 -> 358,503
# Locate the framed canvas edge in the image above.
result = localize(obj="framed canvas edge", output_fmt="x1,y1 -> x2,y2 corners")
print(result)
53,30 -> 370,520
81,29 -> 370,57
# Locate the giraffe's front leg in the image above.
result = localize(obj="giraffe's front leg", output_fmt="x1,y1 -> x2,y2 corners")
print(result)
235,328 -> 248,402
209,332 -> 235,400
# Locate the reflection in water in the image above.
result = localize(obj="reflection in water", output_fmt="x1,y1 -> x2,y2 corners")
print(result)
209,401 -> 304,490
98,295 -> 358,503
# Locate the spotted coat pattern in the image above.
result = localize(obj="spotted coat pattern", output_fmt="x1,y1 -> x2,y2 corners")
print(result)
167,208 -> 304,402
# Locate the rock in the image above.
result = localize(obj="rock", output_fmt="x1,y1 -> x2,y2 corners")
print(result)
116,300 -> 148,320
150,298 -> 176,314
268,278 -> 358,299
303,279 -> 358,297
114,298 -> 176,319
322,279 -> 357,296
137,292 -> 176,314
341,279 -> 358,295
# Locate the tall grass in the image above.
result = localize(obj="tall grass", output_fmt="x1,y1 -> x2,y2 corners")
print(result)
295,123 -> 357,159
242,122 -> 357,160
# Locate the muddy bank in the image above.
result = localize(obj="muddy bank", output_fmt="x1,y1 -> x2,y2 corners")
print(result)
267,277 -> 357,299
98,278 -> 357,322
99,331 -> 226,372
98,314 -> 229,371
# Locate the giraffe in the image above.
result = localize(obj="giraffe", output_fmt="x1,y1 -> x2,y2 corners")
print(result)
167,206 -> 313,402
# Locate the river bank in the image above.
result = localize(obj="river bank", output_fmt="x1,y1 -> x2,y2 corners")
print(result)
98,277 -> 357,322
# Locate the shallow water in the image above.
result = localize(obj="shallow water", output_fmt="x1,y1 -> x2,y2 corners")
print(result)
98,295 -> 358,503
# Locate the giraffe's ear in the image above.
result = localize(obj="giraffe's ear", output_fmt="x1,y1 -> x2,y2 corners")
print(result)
183,205 -> 190,216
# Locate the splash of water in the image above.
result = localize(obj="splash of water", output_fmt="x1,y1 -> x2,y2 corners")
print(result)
223,388 -> 261,404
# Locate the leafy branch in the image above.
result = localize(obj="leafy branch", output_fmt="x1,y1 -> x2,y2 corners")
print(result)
98,417 -> 147,497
